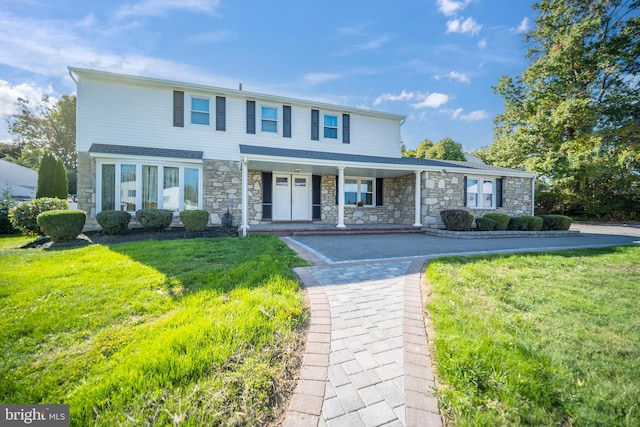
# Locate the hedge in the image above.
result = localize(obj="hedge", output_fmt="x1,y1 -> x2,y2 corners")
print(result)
540,214 -> 573,231
475,217 -> 497,231
135,209 -> 173,231
9,198 -> 68,235
483,213 -> 510,230
441,209 -> 474,231
521,215 -> 544,231
179,209 -> 209,232
37,210 -> 86,242
97,210 -> 132,235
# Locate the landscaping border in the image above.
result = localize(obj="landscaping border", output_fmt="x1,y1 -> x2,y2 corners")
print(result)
422,228 -> 579,239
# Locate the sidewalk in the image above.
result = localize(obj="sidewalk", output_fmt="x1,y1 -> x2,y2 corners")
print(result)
282,240 -> 441,427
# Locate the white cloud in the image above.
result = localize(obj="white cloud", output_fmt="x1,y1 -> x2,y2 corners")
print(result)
189,30 -> 236,44
337,35 -> 393,56
412,92 -> 449,109
0,81 -> 54,116
373,90 -> 415,106
115,0 -> 221,19
477,38 -> 487,49
516,17 -> 530,33
436,0 -> 472,16
302,73 -> 341,86
445,108 -> 488,121
446,17 -> 482,35
435,71 -> 470,84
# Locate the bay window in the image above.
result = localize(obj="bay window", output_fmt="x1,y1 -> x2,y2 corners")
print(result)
97,161 -> 202,214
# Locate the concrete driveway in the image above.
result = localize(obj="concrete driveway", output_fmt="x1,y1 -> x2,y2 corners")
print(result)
287,223 -> 640,263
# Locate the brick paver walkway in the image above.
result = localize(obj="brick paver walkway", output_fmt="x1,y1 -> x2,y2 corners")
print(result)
282,238 -> 442,427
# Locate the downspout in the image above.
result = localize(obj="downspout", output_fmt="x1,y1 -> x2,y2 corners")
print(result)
68,68 -> 78,85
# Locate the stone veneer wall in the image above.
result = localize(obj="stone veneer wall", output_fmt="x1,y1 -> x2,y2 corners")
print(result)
421,171 -> 533,227
203,160 -> 242,225
76,151 -> 97,228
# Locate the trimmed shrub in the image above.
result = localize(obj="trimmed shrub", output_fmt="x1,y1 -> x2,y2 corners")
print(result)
475,217 -> 497,231
179,209 -> 209,232
9,197 -> 68,235
521,215 -> 543,231
483,213 -> 510,230
540,214 -> 573,231
135,209 -> 173,231
96,210 -> 131,235
37,210 -> 86,242
507,216 -> 528,231
441,209 -> 474,231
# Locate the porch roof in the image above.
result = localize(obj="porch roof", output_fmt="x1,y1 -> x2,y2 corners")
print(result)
239,145 -> 534,178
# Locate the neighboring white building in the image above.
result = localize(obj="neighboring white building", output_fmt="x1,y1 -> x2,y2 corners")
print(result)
70,67 -> 535,233
0,158 -> 37,201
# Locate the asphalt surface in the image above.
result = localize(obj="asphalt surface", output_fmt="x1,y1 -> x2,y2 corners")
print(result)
290,223 -> 640,263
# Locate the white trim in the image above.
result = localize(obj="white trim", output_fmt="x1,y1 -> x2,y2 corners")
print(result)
414,170 -> 422,227
259,104 -> 280,135
89,153 -> 203,165
466,175 -> 497,209
337,167 -> 345,228
188,95 -> 212,127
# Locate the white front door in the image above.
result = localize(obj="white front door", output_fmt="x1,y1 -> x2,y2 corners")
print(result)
272,174 -> 311,221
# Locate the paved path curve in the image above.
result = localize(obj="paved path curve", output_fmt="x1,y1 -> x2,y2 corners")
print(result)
282,224 -> 640,427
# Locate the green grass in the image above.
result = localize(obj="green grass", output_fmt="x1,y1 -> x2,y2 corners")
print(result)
426,246 -> 640,427
0,235 -> 309,426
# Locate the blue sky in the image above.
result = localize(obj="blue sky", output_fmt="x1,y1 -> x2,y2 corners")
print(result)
0,0 -> 535,153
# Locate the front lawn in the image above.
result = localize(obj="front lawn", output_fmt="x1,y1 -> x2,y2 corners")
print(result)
426,246 -> 640,426
0,235 -> 309,426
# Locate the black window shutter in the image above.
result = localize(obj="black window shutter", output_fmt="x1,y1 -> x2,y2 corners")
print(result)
463,176 -> 468,207
342,113 -> 350,144
496,178 -> 503,208
283,105 -> 292,138
246,100 -> 256,134
312,175 -> 321,220
376,178 -> 383,206
335,175 -> 339,205
216,96 -> 226,131
262,172 -> 272,219
311,109 -> 319,141
173,91 -> 184,127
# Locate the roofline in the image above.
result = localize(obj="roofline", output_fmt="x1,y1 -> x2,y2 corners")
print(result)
68,67 -> 407,122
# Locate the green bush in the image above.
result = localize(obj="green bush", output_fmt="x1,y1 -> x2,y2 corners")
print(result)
135,209 -> 173,232
37,210 -> 86,242
540,214 -> 573,231
507,216 -> 528,231
441,209 -> 474,231
9,197 -> 68,235
483,213 -> 510,230
521,215 -> 544,231
96,210 -> 131,235
179,209 -> 209,232
475,217 -> 497,231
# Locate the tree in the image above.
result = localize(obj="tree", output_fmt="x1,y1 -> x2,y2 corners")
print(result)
36,153 -> 67,199
478,0 -> 639,219
6,95 -> 77,183
402,137 -> 465,160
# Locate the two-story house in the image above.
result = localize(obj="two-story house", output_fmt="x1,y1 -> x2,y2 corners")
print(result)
70,67 -> 535,234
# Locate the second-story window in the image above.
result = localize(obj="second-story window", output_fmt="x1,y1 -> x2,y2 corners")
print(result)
261,106 -> 278,132
191,97 -> 210,125
324,115 -> 338,139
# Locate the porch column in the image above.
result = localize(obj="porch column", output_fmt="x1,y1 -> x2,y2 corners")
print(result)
241,157 -> 249,237
414,170 -> 423,227
337,166 -> 346,228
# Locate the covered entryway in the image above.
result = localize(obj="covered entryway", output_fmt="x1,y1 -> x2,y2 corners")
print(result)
272,174 -> 311,221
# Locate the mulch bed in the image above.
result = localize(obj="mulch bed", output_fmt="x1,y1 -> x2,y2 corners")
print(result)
21,226 -> 239,250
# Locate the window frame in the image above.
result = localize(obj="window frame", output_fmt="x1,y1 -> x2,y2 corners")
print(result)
465,176 -> 497,209
323,114 -> 339,139
96,160 -> 203,214
260,105 -> 279,134
343,176 -> 376,207
189,96 -> 211,126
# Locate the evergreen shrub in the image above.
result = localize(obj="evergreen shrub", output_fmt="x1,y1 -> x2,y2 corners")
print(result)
483,213 -> 510,230
96,210 -> 131,235
37,210 -> 86,242
9,197 -> 68,235
540,214 -> 572,231
507,216 -> 528,231
135,209 -> 173,231
521,215 -> 544,231
475,217 -> 497,231
441,209 -> 474,231
179,210 -> 209,232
